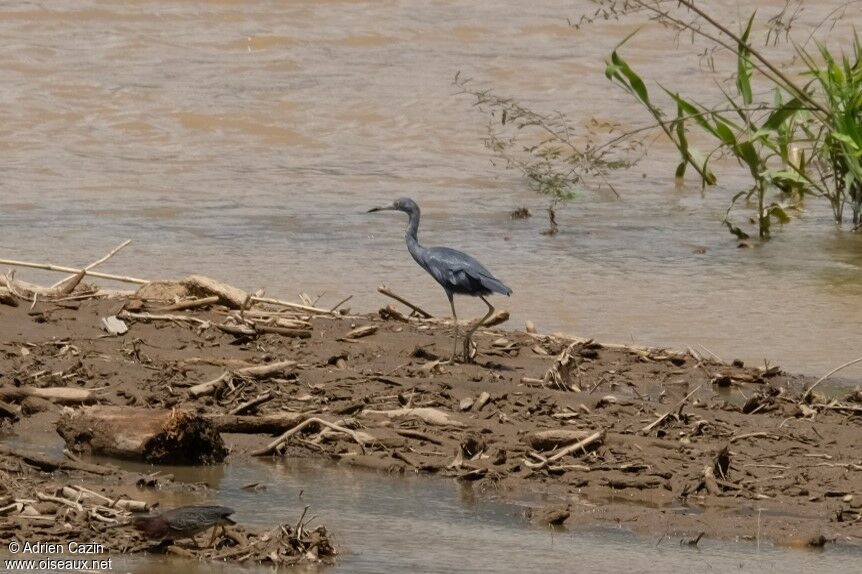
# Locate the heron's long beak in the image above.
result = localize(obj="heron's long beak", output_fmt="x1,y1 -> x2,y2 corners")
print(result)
367,205 -> 395,213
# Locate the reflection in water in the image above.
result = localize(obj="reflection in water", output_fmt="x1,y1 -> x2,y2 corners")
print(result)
0,1 -> 860,380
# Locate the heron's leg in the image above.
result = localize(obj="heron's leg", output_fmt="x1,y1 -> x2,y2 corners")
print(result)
207,526 -> 218,548
446,293 -> 459,364
463,296 -> 495,363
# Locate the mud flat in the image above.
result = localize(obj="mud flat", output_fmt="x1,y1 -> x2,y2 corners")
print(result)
0,274 -> 860,565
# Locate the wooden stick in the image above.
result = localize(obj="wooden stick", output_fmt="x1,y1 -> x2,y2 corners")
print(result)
729,432 -> 771,443
641,384 -> 703,434
188,361 -> 296,398
157,296 -> 219,312
524,430 -> 605,470
50,240 -> 131,288
801,356 -> 862,402
329,295 -> 353,313
117,310 -> 210,327
377,285 -> 433,318
250,295 -> 334,315
228,391 -> 274,415
0,258 -> 149,284
0,445 -> 114,475
0,386 -> 96,404
207,413 -> 306,433
252,417 -> 367,456
188,372 -> 232,398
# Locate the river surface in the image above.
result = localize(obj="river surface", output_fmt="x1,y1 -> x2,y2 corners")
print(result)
1,0 -> 861,377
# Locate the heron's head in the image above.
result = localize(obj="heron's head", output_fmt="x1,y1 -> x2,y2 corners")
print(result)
367,197 -> 419,215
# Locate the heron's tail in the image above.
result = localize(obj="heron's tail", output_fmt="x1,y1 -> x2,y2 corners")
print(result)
480,274 -> 512,296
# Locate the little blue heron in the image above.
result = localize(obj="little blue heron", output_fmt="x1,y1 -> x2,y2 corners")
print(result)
368,197 -> 512,362
133,505 -> 235,548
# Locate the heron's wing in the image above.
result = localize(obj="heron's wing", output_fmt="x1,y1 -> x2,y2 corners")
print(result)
425,247 -> 512,295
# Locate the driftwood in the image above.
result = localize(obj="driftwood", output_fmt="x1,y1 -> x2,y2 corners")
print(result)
0,445 -> 114,475
2,270 -> 86,300
482,310 -> 510,327
187,360 -> 297,398
0,287 -> 18,307
228,391 -> 275,415
543,342 -> 583,392
801,356 -> 862,403
0,386 -> 96,404
641,384 -> 703,434
525,429 -> 595,451
250,295 -> 334,315
157,295 -> 220,312
50,240 -> 132,289
252,417 -> 370,456
57,406 -> 227,464
117,310 -> 211,328
362,407 -> 465,427
183,275 -> 249,309
339,325 -> 378,341
377,285 -> 433,318
208,413 -> 307,434
0,258 -> 148,284
524,430 -> 605,470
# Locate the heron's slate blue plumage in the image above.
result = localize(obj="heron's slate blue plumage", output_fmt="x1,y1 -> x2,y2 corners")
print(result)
368,197 -> 511,362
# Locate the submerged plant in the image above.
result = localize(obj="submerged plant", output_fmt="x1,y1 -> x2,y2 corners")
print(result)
600,0 -> 862,238
459,0 -> 861,241
454,73 -> 643,234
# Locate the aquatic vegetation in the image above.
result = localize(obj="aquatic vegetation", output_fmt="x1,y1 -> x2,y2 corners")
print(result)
458,0 -> 862,240
601,0 -> 862,239
454,72 -> 645,235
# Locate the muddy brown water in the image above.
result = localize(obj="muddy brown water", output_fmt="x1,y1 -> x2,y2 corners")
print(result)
0,1 -> 861,570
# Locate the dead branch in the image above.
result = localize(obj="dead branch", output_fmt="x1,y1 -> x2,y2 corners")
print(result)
188,361 -> 296,398
0,257 -> 148,284
362,407 -> 465,427
228,391 -> 275,415
182,275 -> 249,309
157,296 -> 220,312
252,417 -> 369,456
377,285 -> 433,318
524,430 -> 605,470
801,356 -> 862,403
207,413 -> 307,433
50,239 -> 132,288
641,384 -> 703,434
117,310 -> 211,327
0,386 -> 96,404
250,294 -> 334,315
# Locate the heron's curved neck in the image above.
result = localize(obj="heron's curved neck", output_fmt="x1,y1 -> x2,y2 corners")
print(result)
404,208 -> 424,259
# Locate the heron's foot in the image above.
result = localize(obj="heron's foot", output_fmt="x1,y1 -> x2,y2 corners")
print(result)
462,338 -> 476,364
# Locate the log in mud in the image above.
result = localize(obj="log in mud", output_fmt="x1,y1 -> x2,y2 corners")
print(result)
0,273 -> 860,567
56,406 -> 228,464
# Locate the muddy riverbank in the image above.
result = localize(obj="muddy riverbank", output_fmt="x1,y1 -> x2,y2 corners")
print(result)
0,279 -> 860,567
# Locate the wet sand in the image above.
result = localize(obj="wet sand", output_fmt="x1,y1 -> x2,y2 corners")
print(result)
1,289 -> 859,565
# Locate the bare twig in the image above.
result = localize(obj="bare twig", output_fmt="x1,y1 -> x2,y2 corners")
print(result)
229,391 -> 275,415
523,430 -> 605,470
801,356 -> 862,402
642,384 -> 703,434
50,240 -> 132,288
157,296 -> 220,312
0,258 -> 148,284
252,417 -> 368,456
377,285 -> 433,318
